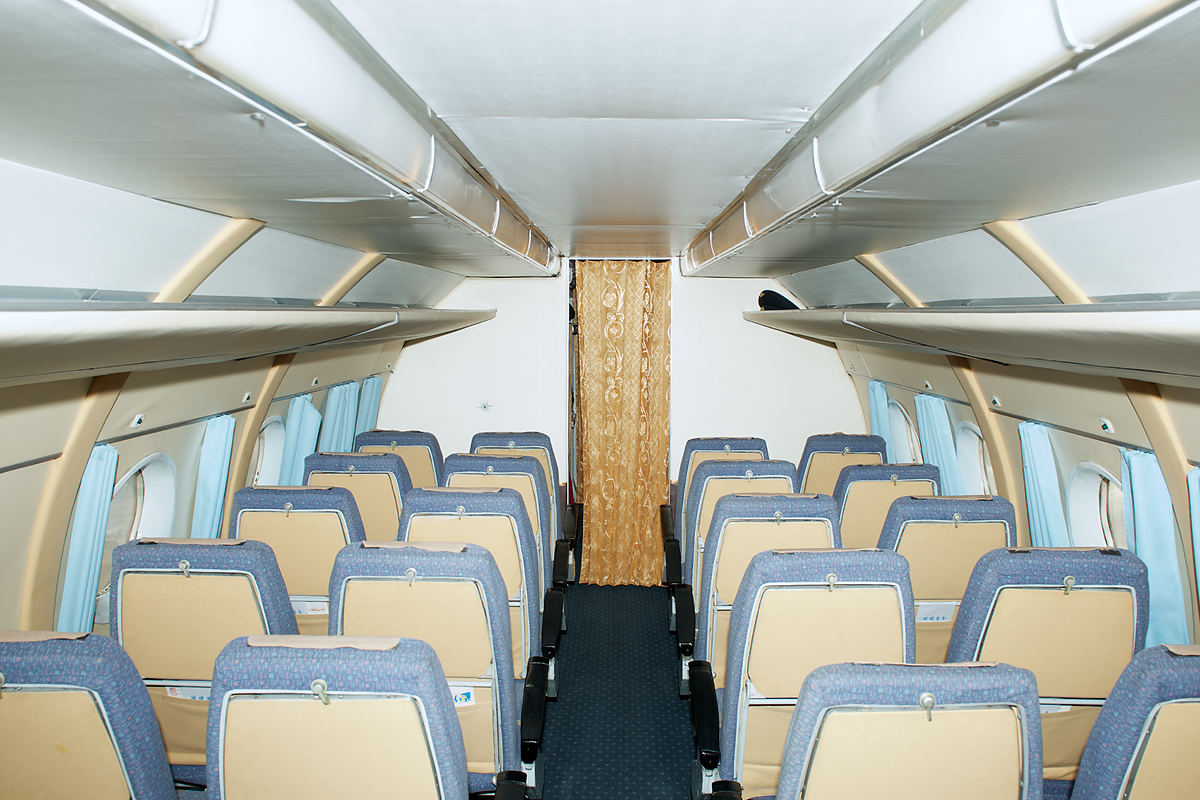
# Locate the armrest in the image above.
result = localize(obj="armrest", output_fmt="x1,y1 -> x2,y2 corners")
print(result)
663,537 -> 682,587
552,538 -> 571,588
689,661 -> 720,772
541,588 -> 564,658
493,771 -> 527,800
673,584 -> 695,657
521,657 -> 550,764
660,503 -> 674,544
711,780 -> 743,800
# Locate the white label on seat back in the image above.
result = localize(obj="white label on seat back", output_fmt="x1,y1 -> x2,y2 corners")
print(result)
164,685 -> 211,701
451,686 -> 476,707
916,601 -> 957,623
291,598 -> 329,615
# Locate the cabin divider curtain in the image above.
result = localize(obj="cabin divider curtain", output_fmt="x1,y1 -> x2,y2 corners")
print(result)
279,394 -> 322,485
356,375 -> 384,436
318,381 -> 360,453
57,443 -> 119,632
576,260 -> 670,586
1017,421 -> 1071,548
868,380 -> 895,462
914,394 -> 965,495
190,415 -> 236,539
1121,449 -> 1188,646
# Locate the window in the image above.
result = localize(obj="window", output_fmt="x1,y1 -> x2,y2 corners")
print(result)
93,453 -> 177,625
1066,462 -> 1125,548
250,415 -> 286,486
955,421 -> 996,495
888,399 -> 922,464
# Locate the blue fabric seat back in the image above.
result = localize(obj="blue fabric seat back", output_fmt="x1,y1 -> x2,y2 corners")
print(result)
682,458 -> 797,594
876,494 -> 1018,663
442,453 -> 553,592
109,537 -> 297,784
1071,644 -> 1200,800
471,431 -> 562,537
674,436 -> 769,535
399,486 -> 541,666
229,485 -> 367,635
775,662 -> 1043,800
945,546 -> 1150,786
831,463 -> 941,549
355,429 -> 444,488
303,452 -> 413,541
796,433 -> 887,495
0,631 -> 177,800
695,492 -> 840,667
721,548 -> 915,796
328,542 -> 517,788
207,635 -> 468,800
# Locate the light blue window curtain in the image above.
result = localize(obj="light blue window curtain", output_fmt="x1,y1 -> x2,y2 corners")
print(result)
1189,468 -> 1200,631
1122,449 -> 1188,646
190,415 -> 237,539
318,381 -> 360,453
57,443 -> 119,632
1017,421 -> 1071,548
355,375 -> 384,437
868,380 -> 895,462
914,394 -> 965,496
279,395 -> 322,486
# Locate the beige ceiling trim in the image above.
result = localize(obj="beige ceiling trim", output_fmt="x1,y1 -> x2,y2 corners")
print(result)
983,220 -> 1091,305
153,218 -> 265,303
220,353 -> 297,537
20,372 -> 129,630
317,253 -> 387,307
855,254 -> 926,308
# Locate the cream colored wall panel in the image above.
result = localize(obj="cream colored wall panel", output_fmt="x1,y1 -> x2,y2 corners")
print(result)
1043,425 -> 1126,490
0,379 -> 91,469
99,359 -> 271,441
857,348 -> 969,404
970,362 -> 1151,449
0,461 -> 53,628
1155,385 -> 1200,465
275,345 -> 385,400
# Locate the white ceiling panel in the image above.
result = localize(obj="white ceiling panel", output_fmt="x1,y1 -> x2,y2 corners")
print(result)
195,228 -> 363,301
777,261 -> 901,309
1020,179 -> 1200,299
342,258 -> 464,308
0,158 -> 229,296
330,0 -> 925,257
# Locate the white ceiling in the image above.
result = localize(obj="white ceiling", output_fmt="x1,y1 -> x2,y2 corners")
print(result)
330,0 -> 925,258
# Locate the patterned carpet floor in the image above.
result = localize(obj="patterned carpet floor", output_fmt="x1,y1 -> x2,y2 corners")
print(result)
541,584 -> 695,799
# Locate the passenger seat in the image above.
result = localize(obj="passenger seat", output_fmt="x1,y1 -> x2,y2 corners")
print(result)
831,463 -> 940,549
796,432 -> 886,495
302,452 -> 413,541
354,429 -> 444,488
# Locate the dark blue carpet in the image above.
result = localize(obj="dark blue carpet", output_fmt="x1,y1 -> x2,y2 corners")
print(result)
542,584 -> 694,799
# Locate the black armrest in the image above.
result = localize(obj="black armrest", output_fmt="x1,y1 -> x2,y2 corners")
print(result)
689,661 -> 720,771
663,538 -> 682,587
521,658 -> 550,764
552,538 -> 571,588
571,502 -> 583,582
711,780 -> 743,799
660,503 -> 674,544
492,771 -> 527,800
542,588 -> 564,658
673,584 -> 695,657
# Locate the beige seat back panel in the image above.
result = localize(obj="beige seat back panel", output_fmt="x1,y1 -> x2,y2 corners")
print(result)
915,618 -> 955,664
120,573 -> 267,680
747,587 -> 905,697
714,520 -> 834,602
979,588 -> 1135,698
340,580 -> 492,678
802,451 -> 883,495
841,481 -> 936,549
802,707 -> 1023,800
455,685 -> 499,775
692,477 -> 794,587
1042,705 -> 1102,781
476,448 -> 555,516
1127,701 -> 1200,799
295,614 -> 329,636
360,445 -> 438,488
509,606 -> 527,679
308,473 -> 401,542
406,515 -> 524,600
682,451 -> 764,529
448,473 -> 541,541
222,696 -> 438,800
740,704 -> 794,799
238,511 -> 348,596
147,687 -> 208,765
898,521 -> 1010,600
1,690 -> 130,800
712,610 -> 731,688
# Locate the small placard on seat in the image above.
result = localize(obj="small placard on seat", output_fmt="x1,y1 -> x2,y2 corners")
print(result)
1166,644 -> 1200,657
361,541 -> 469,552
245,635 -> 401,650
0,630 -> 88,642
136,538 -> 245,546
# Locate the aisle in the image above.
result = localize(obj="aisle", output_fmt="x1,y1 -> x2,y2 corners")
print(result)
540,584 -> 695,799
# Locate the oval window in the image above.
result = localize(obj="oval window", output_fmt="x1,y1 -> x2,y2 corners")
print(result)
955,421 -> 996,495
887,399 -> 922,464
1066,462 -> 1125,548
250,415 -> 286,486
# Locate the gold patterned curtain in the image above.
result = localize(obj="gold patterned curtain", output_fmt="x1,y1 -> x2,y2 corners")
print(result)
576,260 -> 671,586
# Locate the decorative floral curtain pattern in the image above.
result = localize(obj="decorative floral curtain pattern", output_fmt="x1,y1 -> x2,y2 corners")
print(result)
577,260 -> 671,586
